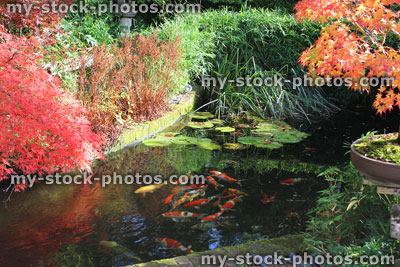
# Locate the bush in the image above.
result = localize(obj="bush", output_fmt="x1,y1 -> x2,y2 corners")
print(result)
148,14 -> 216,84
199,0 -> 298,12
0,29 -> 103,191
304,164 -> 400,265
78,33 -> 183,145
166,9 -> 336,121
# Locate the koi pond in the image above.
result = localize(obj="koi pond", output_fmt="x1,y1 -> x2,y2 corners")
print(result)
0,107 -> 398,267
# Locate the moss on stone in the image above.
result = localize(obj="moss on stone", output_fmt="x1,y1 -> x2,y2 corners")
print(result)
354,133 -> 400,164
107,92 -> 196,154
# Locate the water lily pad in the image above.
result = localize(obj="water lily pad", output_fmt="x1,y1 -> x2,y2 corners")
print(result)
272,134 -> 301,144
255,122 -> 281,131
170,136 -> 199,145
142,137 -> 172,147
215,127 -> 235,133
191,112 -> 214,120
237,136 -> 265,145
223,143 -> 247,150
157,132 -> 180,137
292,130 -> 310,139
188,121 -> 214,129
255,141 -> 283,149
197,138 -> 213,144
209,119 -> 225,125
198,142 -> 221,150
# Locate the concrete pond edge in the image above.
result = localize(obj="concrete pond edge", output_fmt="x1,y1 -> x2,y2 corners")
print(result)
129,234 -> 305,267
106,91 -> 196,154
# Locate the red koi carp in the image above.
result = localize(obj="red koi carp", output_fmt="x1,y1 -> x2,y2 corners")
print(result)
156,238 -> 193,253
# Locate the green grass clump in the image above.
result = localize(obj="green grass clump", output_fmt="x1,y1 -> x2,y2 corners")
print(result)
157,9 -> 337,122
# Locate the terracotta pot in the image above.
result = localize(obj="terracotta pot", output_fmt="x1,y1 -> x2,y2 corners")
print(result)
351,137 -> 400,185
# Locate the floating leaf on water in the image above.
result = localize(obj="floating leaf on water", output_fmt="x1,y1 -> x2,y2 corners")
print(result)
157,132 -> 180,138
230,131 -> 245,137
170,136 -> 199,145
209,119 -> 225,124
188,121 -> 214,129
255,122 -> 281,131
215,127 -> 235,133
236,124 -> 251,129
198,142 -> 221,150
251,130 -> 275,137
223,143 -> 247,150
246,115 -> 265,122
272,134 -> 301,144
142,137 -> 172,147
237,136 -> 265,145
254,141 -> 283,149
292,130 -> 311,139
190,112 -> 214,120
197,138 -> 213,144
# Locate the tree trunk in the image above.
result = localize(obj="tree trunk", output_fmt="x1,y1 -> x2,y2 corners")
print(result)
397,125 -> 400,144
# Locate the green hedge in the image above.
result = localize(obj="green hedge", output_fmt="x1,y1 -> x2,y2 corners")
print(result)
151,9 -> 338,122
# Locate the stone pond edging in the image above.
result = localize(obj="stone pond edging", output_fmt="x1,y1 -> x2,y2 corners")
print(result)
129,234 -> 305,267
106,91 -> 196,154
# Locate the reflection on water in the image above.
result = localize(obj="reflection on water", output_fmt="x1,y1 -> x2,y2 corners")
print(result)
0,108 -> 397,267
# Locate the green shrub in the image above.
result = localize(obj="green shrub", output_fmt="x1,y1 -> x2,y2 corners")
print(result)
199,0 -> 298,12
196,8 -> 320,72
172,9 -> 334,121
142,14 -> 216,92
61,12 -> 118,47
304,164 -> 400,265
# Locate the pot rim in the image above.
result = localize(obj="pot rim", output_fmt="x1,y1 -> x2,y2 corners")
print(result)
351,136 -> 400,168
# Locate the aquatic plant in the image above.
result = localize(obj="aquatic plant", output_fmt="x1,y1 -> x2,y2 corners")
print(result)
143,115 -> 309,152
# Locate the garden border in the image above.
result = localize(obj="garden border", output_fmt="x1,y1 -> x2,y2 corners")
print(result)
106,91 -> 196,154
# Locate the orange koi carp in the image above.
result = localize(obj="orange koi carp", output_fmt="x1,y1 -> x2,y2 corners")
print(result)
164,194 -> 175,205
183,196 -> 218,208
156,238 -> 193,253
222,188 -> 248,196
206,176 -> 218,188
220,196 -> 241,211
209,171 -> 240,184
162,211 -> 201,222
261,193 -> 276,204
280,178 -> 304,185
201,210 -> 224,222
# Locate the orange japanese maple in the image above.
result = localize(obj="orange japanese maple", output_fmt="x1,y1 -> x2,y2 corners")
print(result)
295,0 -> 400,116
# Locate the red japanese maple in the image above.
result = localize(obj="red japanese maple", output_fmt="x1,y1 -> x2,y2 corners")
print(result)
295,0 -> 400,115
0,0 -> 71,45
0,27 -> 103,191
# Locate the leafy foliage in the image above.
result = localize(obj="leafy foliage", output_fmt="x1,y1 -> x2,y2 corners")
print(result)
78,33 -> 183,145
161,10 -> 337,122
304,165 -> 400,262
0,0 -> 71,45
0,28 -> 102,191
295,0 -> 400,115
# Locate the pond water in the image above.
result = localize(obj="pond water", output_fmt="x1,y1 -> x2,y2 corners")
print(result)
0,106 -> 398,267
